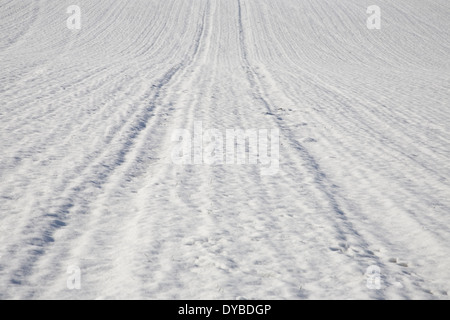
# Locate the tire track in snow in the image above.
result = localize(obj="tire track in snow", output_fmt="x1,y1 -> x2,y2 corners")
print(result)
237,0 -> 386,297
240,0 -> 450,298
236,0 -> 449,298
16,1 -> 213,299
0,0 -> 209,298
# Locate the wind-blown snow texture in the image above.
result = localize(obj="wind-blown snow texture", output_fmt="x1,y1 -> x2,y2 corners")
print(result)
0,0 -> 449,299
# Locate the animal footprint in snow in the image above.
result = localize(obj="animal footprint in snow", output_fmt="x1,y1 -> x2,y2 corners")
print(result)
330,242 -> 350,253
183,236 -> 208,246
389,258 -> 409,267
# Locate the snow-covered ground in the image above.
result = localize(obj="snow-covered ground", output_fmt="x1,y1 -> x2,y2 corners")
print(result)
1,0 -> 449,299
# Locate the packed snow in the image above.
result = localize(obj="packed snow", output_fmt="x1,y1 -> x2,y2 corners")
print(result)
0,0 -> 449,299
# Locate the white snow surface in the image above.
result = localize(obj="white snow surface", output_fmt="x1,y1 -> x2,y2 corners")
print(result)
1,0 -> 450,299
